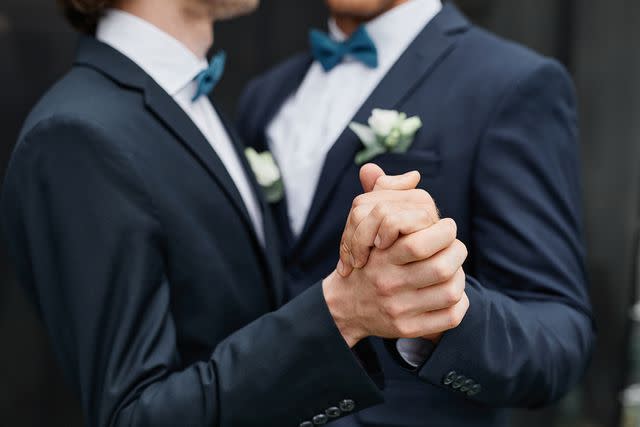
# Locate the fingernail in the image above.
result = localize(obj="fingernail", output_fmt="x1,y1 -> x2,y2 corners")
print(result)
337,260 -> 345,275
374,234 -> 381,248
349,254 -> 356,267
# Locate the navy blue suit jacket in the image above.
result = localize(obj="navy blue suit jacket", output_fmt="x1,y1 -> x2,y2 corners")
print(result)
0,36 -> 385,426
238,4 -> 595,426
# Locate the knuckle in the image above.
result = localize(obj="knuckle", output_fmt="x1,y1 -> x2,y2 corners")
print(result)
395,321 -> 416,339
405,240 -> 424,259
383,300 -> 403,320
372,202 -> 390,220
442,218 -> 458,240
352,205 -> 369,224
445,308 -> 461,329
352,194 -> 367,209
456,239 -> 468,259
432,260 -> 454,282
444,282 -> 464,305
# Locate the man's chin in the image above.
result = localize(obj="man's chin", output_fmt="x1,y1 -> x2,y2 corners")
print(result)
213,0 -> 260,20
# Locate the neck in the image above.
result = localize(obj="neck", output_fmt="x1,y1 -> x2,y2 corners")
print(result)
114,0 -> 215,58
332,0 -> 408,36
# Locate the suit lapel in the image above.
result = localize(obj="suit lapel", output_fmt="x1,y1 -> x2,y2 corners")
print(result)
143,82 -> 258,242
294,4 -> 470,250
254,54 -> 314,252
216,105 -> 285,304
75,36 -> 283,304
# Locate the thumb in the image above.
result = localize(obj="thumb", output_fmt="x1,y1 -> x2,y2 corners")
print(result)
374,170 -> 421,191
359,163 -> 386,193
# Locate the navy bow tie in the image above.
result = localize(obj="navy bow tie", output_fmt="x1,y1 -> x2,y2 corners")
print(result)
192,51 -> 226,102
309,26 -> 378,72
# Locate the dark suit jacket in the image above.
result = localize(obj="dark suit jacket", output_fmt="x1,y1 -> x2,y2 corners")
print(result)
0,36 -> 384,427
237,4 -> 595,426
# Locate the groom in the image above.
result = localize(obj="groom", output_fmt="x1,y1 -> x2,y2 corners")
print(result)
238,0 -> 595,425
0,0 -> 472,426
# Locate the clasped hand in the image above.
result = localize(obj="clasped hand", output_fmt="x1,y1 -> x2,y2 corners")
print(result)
323,164 -> 469,347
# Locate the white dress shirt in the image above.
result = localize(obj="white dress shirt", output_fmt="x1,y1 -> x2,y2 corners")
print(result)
267,0 -> 442,237
97,9 -> 265,245
267,0 -> 443,367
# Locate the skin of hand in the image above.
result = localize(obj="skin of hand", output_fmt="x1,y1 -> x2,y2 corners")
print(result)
323,164 -> 470,347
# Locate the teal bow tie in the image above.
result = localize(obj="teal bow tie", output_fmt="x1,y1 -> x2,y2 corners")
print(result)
192,51 -> 226,102
309,26 -> 378,72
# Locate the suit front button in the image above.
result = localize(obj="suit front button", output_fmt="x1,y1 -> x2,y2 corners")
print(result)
452,375 -> 466,389
299,422 -> 313,427
467,383 -> 482,396
326,406 -> 341,418
460,379 -> 475,392
443,370 -> 457,385
339,399 -> 356,412
312,414 -> 328,425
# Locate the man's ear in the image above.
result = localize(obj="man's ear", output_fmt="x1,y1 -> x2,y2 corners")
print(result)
359,163 -> 386,192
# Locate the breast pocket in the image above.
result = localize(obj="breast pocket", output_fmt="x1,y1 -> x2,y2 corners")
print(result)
373,149 -> 441,178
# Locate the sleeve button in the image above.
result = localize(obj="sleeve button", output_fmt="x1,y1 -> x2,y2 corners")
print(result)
339,399 -> 356,412
467,383 -> 482,396
326,406 -> 341,418
443,370 -> 457,385
460,379 -> 475,392
313,414 -> 328,425
452,375 -> 466,389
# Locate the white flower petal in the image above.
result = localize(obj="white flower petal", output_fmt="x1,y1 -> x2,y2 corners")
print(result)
400,116 -> 423,136
245,148 -> 281,187
349,122 -> 377,147
368,109 -> 400,136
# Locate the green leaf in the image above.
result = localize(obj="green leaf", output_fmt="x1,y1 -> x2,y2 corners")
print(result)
349,122 -> 378,148
392,134 -> 415,153
355,145 -> 387,165
264,179 -> 284,204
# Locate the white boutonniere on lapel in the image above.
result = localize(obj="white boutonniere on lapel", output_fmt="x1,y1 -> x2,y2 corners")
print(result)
349,109 -> 423,165
244,148 -> 284,203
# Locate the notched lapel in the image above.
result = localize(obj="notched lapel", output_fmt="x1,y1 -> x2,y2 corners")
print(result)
143,81 -> 257,242
296,4 -> 470,248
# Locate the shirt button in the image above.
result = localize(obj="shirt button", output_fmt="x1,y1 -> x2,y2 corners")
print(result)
312,414 -> 328,425
299,422 -> 313,427
326,406 -> 342,418
339,399 -> 356,412
467,383 -> 482,396
452,375 -> 466,389
460,379 -> 475,392
443,371 -> 457,385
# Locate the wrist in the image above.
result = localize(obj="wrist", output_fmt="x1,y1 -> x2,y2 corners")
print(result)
322,271 -> 365,348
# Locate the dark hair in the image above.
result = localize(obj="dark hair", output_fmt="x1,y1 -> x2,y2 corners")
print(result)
57,0 -> 114,34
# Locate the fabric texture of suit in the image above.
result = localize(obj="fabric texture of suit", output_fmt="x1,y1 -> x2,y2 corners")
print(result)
237,4 -> 595,426
1,36 -> 384,427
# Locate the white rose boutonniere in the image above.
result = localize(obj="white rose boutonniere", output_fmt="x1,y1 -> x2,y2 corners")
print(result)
245,147 -> 284,203
349,108 -> 423,165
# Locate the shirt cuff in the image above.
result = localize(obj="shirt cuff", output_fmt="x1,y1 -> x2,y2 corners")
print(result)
396,338 -> 436,367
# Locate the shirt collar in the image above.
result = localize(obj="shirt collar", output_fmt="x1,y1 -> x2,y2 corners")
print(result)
96,9 -> 209,96
328,0 -> 442,67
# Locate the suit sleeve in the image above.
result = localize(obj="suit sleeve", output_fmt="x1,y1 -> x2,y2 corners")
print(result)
1,116 -> 382,427
414,60 -> 595,407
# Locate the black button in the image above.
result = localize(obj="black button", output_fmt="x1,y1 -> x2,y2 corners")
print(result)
299,422 -> 313,427
326,407 -> 341,418
460,379 -> 475,392
467,383 -> 482,396
452,375 -> 466,389
339,399 -> 356,412
443,371 -> 457,385
312,414 -> 328,425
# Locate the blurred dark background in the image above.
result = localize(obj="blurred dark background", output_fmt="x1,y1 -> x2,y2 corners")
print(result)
1,0 -> 639,426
